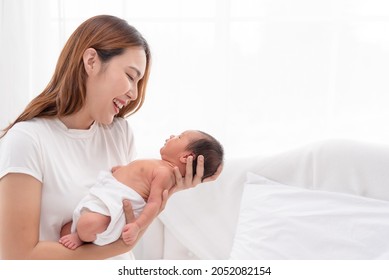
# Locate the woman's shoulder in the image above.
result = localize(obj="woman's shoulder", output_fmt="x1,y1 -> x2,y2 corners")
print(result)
8,118 -> 54,138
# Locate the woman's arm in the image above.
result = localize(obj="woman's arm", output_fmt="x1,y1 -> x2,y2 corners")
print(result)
0,173 -> 133,260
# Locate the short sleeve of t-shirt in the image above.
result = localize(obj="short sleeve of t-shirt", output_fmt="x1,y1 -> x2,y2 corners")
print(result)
0,126 -> 43,181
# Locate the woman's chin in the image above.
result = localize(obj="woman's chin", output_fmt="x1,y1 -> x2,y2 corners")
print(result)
98,116 -> 115,125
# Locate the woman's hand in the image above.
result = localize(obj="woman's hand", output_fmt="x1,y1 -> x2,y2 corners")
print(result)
203,161 -> 223,183
123,200 -> 136,224
171,155 -> 223,194
121,190 -> 169,246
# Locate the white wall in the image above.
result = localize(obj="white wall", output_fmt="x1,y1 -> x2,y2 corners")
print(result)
2,0 -> 389,158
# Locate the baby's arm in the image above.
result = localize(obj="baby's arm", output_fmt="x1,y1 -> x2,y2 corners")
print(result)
122,169 -> 172,245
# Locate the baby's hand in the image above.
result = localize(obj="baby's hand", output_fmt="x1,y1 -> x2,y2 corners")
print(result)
121,223 -> 140,245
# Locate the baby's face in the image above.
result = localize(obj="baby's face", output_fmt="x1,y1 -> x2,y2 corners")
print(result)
160,130 -> 202,159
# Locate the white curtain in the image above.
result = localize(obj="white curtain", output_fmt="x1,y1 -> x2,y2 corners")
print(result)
2,0 -> 389,158
0,0 -> 52,127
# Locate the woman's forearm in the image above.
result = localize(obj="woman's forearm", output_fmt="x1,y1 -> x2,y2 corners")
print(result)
4,239 -> 130,260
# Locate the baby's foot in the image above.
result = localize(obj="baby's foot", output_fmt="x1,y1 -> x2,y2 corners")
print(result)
59,233 -> 83,250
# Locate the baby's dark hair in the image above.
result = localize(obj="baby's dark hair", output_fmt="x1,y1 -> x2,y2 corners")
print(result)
186,131 -> 224,181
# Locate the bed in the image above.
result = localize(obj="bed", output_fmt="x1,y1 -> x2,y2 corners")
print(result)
133,139 -> 389,259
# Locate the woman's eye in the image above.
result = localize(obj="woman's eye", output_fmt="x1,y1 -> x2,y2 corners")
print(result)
126,74 -> 134,81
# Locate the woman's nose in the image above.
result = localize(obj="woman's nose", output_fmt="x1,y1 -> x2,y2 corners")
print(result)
126,88 -> 138,102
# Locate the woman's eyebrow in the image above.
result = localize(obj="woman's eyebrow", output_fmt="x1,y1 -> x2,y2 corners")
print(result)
128,66 -> 142,78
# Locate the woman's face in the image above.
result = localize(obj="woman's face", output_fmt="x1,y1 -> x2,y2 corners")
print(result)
84,47 -> 147,125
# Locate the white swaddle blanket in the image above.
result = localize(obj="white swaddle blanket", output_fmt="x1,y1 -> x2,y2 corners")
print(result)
71,171 -> 146,245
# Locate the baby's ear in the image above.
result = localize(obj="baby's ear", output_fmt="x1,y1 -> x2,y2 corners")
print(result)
179,152 -> 195,163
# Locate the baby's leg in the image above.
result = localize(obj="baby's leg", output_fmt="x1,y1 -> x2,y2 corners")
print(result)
76,210 -> 111,243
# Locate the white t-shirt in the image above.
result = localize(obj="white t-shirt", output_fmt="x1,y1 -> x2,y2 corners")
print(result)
0,117 -> 136,259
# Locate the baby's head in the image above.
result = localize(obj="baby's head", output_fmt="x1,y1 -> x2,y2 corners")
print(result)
186,131 -> 224,181
160,130 -> 224,181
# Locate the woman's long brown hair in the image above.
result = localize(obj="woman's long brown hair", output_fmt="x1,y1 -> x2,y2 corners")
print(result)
1,15 -> 151,137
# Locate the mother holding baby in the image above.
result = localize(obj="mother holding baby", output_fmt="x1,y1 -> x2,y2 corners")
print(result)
0,15 -> 221,259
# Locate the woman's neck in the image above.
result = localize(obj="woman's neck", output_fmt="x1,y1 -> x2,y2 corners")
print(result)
58,111 -> 94,130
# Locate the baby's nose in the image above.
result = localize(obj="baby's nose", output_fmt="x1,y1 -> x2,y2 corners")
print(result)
165,135 -> 173,143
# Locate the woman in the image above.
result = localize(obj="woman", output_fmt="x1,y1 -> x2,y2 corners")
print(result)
0,15 -> 220,259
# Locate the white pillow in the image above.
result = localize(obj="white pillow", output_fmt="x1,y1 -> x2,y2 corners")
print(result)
229,172 -> 389,260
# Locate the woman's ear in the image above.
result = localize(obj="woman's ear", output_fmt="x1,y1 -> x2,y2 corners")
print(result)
83,48 -> 99,75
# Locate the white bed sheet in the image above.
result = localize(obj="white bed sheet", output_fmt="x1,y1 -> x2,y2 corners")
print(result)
230,172 -> 389,259
154,139 -> 389,259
